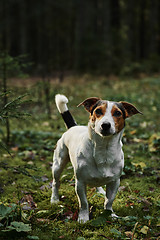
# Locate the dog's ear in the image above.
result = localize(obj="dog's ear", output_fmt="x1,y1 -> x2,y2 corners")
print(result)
120,101 -> 143,118
77,97 -> 100,112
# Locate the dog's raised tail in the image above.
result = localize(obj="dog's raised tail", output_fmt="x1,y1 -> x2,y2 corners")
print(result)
55,94 -> 77,129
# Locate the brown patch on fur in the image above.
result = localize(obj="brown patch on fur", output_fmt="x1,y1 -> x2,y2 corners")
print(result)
90,103 -> 107,122
111,105 -> 125,132
90,114 -> 96,123
120,101 -> 142,118
77,97 -> 100,112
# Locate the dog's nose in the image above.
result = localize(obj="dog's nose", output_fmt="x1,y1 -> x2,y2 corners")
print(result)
101,122 -> 111,131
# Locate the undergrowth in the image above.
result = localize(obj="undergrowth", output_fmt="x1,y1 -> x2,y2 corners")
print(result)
0,76 -> 160,239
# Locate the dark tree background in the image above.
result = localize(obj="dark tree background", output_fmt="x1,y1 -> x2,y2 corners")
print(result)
1,0 -> 160,75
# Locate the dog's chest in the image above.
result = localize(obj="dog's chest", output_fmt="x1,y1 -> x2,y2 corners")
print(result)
76,139 -> 124,186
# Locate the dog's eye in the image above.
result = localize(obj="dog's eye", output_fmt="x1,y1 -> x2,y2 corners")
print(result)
95,108 -> 103,115
114,110 -> 122,117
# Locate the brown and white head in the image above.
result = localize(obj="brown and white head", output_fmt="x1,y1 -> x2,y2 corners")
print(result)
78,97 -> 142,137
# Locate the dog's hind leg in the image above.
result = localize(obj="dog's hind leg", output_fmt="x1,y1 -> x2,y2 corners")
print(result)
96,187 -> 106,196
51,140 -> 69,204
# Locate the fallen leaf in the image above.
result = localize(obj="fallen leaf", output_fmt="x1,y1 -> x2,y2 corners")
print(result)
11,146 -> 19,152
20,195 -> 37,209
36,210 -> 50,217
132,162 -> 146,170
132,138 -> 145,143
140,122 -> 147,128
27,161 -> 34,165
39,182 -> 52,191
63,210 -> 73,219
148,133 -> 160,152
72,210 -> 78,221
140,225 -> 149,234
142,207 -> 150,212
149,187 -> 155,192
118,186 -> 126,192
134,189 -> 140,194
41,176 -> 49,182
37,218 -> 50,223
139,197 -> 152,206
130,130 -> 137,135
152,106 -> 157,111
42,121 -> 49,126
126,202 -> 134,207
125,231 -> 133,238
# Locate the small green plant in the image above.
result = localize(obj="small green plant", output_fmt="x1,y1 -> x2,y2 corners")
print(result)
0,203 -> 39,239
0,92 -> 31,153
0,203 -> 31,232
0,93 -> 31,120
0,52 -> 32,145
110,228 -> 122,238
90,210 -> 112,227
2,221 -> 32,233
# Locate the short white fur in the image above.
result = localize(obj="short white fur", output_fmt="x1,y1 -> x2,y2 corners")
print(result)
55,94 -> 68,113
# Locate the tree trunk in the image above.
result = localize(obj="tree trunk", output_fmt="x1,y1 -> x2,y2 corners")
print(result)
74,0 -> 85,70
149,0 -> 159,55
2,0 -> 10,145
42,75 -> 51,119
19,0 -> 27,54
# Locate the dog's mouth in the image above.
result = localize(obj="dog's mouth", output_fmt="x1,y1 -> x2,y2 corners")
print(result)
100,129 -> 114,137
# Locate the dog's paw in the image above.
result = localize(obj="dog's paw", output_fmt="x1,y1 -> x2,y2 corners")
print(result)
78,210 -> 89,223
78,216 -> 89,224
111,212 -> 119,219
51,197 -> 59,204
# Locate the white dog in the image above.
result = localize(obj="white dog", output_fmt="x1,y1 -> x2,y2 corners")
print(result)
51,94 -> 142,223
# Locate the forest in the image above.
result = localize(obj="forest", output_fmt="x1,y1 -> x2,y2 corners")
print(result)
1,0 -> 160,76
0,0 -> 160,240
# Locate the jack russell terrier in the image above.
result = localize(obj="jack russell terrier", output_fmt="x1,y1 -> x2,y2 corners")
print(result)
51,94 -> 142,223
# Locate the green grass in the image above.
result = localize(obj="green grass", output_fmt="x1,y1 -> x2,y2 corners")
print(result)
0,75 -> 160,239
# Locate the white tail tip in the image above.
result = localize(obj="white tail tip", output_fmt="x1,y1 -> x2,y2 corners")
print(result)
55,94 -> 68,113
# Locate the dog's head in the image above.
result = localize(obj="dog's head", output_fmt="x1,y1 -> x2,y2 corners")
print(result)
78,97 -> 142,137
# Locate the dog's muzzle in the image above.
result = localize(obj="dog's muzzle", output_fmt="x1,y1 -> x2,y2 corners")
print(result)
101,122 -> 112,136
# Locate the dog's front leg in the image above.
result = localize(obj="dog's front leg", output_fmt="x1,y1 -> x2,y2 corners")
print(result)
104,179 -> 120,217
75,179 -> 89,223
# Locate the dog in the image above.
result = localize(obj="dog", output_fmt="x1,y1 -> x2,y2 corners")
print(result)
51,94 -> 142,223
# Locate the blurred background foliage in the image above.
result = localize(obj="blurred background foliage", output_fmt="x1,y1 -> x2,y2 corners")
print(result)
0,0 -> 160,77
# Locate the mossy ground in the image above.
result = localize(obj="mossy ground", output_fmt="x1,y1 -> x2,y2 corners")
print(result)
0,75 -> 160,239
